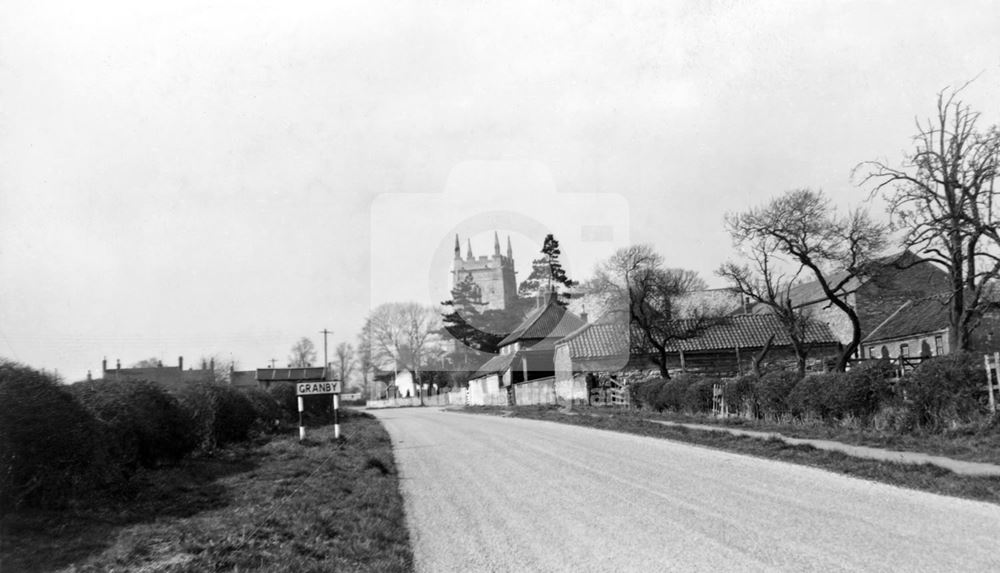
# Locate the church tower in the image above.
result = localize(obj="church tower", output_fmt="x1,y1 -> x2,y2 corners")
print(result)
451,232 -> 517,311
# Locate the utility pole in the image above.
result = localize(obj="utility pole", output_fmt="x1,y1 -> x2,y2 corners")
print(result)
268,358 -> 277,368
320,329 -> 333,377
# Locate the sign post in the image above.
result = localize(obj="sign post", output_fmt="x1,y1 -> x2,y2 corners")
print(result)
295,380 -> 342,441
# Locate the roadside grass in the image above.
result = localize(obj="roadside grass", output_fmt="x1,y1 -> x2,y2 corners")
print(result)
627,408 -> 1000,466
461,405 -> 1000,505
0,410 -> 412,573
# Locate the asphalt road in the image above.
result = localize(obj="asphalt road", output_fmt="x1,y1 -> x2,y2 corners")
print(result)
369,407 -> 1000,572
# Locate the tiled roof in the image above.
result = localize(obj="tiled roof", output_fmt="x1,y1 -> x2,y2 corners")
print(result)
256,367 -> 327,381
784,250 -> 917,307
559,314 -> 839,360
472,352 -> 517,378
863,296 -> 950,343
498,301 -> 586,347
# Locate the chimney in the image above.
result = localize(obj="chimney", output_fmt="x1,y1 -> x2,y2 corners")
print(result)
178,356 -> 183,371
102,358 -> 107,373
116,358 -> 121,371
87,370 -> 92,381
580,310 -> 588,323
209,358 -> 215,372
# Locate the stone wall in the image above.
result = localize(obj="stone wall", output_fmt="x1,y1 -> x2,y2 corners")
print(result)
512,377 -> 556,405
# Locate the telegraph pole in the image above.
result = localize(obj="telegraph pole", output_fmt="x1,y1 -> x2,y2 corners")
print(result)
268,358 -> 277,368
319,328 -> 340,439
320,329 -> 333,376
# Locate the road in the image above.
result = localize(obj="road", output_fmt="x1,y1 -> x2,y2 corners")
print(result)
369,407 -> 1000,572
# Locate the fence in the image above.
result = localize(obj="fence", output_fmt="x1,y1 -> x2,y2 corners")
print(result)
846,356 -> 927,378
590,385 -> 630,407
366,390 -> 467,409
982,353 -> 1000,415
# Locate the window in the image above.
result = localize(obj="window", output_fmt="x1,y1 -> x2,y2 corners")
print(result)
934,336 -> 944,356
900,343 -> 909,358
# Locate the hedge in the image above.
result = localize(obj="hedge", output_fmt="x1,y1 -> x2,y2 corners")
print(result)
0,361 -> 111,512
722,375 -> 758,418
69,379 -> 199,472
756,370 -> 802,419
787,373 -> 845,420
904,353 -> 988,430
175,383 -> 261,450
682,377 -> 720,414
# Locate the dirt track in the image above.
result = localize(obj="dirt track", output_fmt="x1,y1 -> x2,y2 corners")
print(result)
370,407 -> 1000,572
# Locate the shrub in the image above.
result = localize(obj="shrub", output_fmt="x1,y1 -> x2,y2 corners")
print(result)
756,370 -> 802,419
722,376 -> 758,417
840,360 -> 896,420
787,372 -> 846,420
267,381 -> 299,420
631,378 -> 668,411
0,361 -> 111,512
681,377 -> 720,414
176,383 -> 259,450
904,353 -> 988,430
69,379 -> 199,471
238,386 -> 282,430
654,375 -> 694,412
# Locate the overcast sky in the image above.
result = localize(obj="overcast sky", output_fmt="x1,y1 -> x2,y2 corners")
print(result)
2,1 -> 999,381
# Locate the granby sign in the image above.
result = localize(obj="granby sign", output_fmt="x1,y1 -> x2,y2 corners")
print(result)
296,380 -> 341,395
256,367 -> 342,441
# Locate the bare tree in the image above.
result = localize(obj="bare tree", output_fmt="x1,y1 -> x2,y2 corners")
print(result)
332,342 -> 356,387
364,302 -> 441,405
717,233 -> 816,376
357,325 -> 375,399
130,357 -> 161,368
857,84 -> 1000,351
587,244 -> 722,379
727,189 -> 887,370
288,337 -> 317,368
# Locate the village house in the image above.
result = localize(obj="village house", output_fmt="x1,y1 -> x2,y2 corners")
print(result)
861,295 -> 1000,363
466,298 -> 586,405
100,356 -> 216,388
770,250 -> 952,346
554,312 -> 841,403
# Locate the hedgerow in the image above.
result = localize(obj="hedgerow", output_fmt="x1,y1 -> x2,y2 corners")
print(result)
722,375 -> 758,418
69,379 -> 199,471
904,353 -> 988,430
0,361 -> 111,512
756,370 -> 802,419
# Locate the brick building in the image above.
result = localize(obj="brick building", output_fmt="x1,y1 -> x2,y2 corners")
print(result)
761,250 -> 952,349
100,356 -> 215,388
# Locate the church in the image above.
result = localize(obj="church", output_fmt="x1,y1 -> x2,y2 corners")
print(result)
452,232 -> 518,311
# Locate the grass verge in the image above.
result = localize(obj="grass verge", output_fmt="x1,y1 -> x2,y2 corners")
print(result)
612,408 -> 1000,466
0,410 -> 412,573
461,405 -> 1000,505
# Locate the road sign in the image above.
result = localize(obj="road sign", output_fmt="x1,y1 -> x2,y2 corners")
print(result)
296,380 -> 341,395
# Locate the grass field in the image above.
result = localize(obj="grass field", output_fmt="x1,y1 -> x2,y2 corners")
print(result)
462,405 -> 1000,505
0,410 -> 412,572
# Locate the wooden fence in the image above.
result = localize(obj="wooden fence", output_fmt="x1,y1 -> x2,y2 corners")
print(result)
982,353 -> 1000,415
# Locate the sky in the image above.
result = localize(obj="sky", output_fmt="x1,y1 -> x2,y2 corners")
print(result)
1,0 -> 999,381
